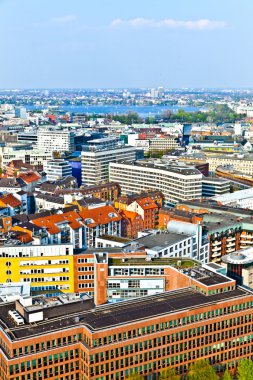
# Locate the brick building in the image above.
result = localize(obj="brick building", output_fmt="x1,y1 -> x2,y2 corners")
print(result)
0,266 -> 252,380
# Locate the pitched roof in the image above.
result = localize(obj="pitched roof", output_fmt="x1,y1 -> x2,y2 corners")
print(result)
120,210 -> 142,222
32,210 -> 83,235
79,205 -> 121,227
136,197 -> 158,210
0,194 -> 22,208
19,172 -> 41,184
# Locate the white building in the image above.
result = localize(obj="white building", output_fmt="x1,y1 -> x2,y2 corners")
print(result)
0,146 -> 53,167
81,137 -> 136,186
37,129 -> 75,153
109,159 -> 202,205
44,159 -> 72,181
214,188 -> 253,210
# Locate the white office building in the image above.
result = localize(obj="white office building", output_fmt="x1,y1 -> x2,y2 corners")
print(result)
81,137 -> 136,186
37,129 -> 75,153
44,159 -> 72,181
109,159 -> 202,205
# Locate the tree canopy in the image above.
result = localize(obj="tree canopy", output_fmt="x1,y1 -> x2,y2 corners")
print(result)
160,367 -> 180,379
222,369 -> 233,380
237,359 -> 253,380
188,360 -> 219,380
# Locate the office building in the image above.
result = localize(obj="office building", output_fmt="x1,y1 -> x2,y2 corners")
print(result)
0,265 -> 252,379
44,159 -> 72,181
37,129 -> 75,153
109,160 -> 202,206
202,177 -> 231,197
14,107 -> 27,119
81,138 -> 136,186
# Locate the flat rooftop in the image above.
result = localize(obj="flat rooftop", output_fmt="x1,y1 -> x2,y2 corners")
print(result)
115,159 -> 201,176
133,232 -> 192,251
181,267 -> 232,286
109,257 -> 198,268
0,287 -> 249,342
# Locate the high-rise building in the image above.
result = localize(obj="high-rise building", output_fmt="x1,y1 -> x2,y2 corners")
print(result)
109,160 -> 202,206
44,159 -> 72,181
81,137 -> 136,186
14,107 -> 27,119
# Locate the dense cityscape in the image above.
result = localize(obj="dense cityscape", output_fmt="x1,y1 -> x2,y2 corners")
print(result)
1,0 -> 253,379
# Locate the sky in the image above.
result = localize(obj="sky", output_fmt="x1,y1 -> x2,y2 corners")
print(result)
0,0 -> 252,89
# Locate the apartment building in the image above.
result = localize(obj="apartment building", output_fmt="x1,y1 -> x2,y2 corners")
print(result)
44,159 -> 72,181
176,200 -> 253,263
109,160 -> 202,206
81,138 -> 136,186
0,266 -> 252,380
37,129 -> 75,153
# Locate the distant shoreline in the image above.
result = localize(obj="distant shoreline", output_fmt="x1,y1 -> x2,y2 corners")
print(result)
25,104 -> 206,117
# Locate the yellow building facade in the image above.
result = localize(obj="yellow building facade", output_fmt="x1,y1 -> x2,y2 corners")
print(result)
0,244 -> 75,295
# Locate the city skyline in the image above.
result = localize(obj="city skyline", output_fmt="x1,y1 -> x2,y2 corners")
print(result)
0,0 -> 252,88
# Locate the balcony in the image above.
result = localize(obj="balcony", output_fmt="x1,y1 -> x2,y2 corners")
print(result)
212,252 -> 222,258
226,247 -> 235,253
212,246 -> 221,252
226,242 -> 235,247
212,241 -> 221,246
227,236 -> 236,242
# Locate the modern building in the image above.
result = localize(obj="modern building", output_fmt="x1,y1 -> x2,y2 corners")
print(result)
202,177 -> 231,197
222,247 -> 253,288
149,137 -> 180,152
44,159 -> 72,181
37,129 -> 75,153
0,244 -> 74,295
14,106 -> 27,119
109,160 -> 202,206
0,265 -> 252,379
81,137 -> 136,186
214,188 -> 253,210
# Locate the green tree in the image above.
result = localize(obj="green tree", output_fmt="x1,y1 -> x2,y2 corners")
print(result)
160,367 -> 180,379
237,359 -> 253,380
222,369 -> 233,380
188,360 -> 219,380
125,374 -> 144,380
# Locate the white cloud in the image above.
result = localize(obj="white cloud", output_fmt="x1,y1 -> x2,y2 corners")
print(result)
109,18 -> 227,30
51,14 -> 77,24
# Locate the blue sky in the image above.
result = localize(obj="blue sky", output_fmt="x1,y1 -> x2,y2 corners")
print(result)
0,0 -> 252,88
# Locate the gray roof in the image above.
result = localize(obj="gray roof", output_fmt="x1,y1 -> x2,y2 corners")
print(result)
133,232 -> 192,251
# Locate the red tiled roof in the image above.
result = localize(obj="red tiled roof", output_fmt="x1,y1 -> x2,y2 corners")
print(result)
19,172 -> 41,184
32,210 -> 83,235
136,197 -> 158,210
0,194 -> 21,208
79,205 -> 121,227
120,210 -> 141,222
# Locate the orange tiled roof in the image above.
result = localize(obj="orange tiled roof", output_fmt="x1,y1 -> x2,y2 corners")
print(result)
120,210 -> 141,222
136,197 -> 158,210
19,172 -> 41,184
32,210 -> 83,235
15,232 -> 34,244
79,205 -> 121,227
0,194 -> 21,208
